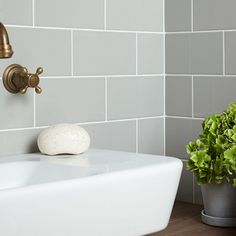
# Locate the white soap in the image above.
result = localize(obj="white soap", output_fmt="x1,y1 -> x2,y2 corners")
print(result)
37,124 -> 90,156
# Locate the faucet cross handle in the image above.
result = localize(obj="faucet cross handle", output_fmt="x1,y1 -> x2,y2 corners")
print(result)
20,67 -> 43,94
2,64 -> 43,94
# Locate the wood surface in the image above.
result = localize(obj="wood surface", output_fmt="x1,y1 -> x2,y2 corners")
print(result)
148,201 -> 236,236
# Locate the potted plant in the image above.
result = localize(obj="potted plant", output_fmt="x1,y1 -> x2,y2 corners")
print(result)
186,103 -> 236,227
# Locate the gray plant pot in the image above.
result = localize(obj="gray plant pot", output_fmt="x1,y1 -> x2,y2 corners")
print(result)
201,182 -> 236,227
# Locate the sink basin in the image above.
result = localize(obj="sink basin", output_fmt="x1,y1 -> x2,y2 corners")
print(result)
0,149 -> 182,236
0,158 -> 103,191
0,161 -> 38,190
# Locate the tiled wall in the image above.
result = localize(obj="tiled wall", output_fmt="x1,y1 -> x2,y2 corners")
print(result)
165,0 -> 236,204
2,0 -> 233,205
0,0 -> 165,156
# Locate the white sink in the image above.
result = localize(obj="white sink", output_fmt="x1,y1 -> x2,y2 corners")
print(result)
0,161 -> 38,190
0,160 -> 101,191
0,149 -> 182,236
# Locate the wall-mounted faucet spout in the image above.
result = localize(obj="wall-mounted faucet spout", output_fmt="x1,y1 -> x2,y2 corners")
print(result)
0,22 -> 13,58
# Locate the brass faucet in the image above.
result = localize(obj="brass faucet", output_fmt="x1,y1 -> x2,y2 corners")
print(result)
0,22 -> 13,58
0,22 -> 43,94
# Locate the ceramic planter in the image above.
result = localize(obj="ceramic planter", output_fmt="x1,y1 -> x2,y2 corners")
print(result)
201,182 -> 236,227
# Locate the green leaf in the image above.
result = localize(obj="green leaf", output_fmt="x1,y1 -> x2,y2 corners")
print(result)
234,178 -> 236,187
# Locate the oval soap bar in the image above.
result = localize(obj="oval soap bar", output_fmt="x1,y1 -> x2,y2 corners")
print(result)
37,124 -> 90,156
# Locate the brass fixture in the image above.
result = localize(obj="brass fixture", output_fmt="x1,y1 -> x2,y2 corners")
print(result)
0,23 -> 43,94
0,22 -> 13,58
2,64 -> 43,94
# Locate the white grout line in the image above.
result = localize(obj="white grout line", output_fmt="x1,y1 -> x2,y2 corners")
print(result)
166,74 -> 236,77
40,75 -> 105,79
163,67 -> 166,155
104,0 -> 107,31
136,116 -> 164,121
40,74 -> 165,79
77,116 -> 164,125
217,74 -> 236,77
76,120 -> 118,126
163,0 -> 165,32
32,0 -> 35,27
0,75 -> 167,80
0,116 -> 165,133
166,29 -> 235,34
6,23 -> 236,35
32,0 -> 37,126
105,116 -> 164,123
166,73 -> 228,77
5,24 -> 164,34
163,117 -> 166,156
5,24 -> 75,31
71,30 -> 74,76
191,76 -> 194,117
166,74 -> 193,77
163,0 -> 166,156
136,33 -> 138,75
163,73 -> 166,156
0,126 -> 48,133
9,22 -> 236,35
191,0 -> 194,32
105,77 -> 108,121
223,31 -> 225,75
166,115 -> 204,121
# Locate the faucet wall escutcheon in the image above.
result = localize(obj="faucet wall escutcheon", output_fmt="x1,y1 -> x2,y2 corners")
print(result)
2,64 -> 43,94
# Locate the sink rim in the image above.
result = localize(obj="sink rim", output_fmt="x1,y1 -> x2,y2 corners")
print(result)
0,149 -> 182,192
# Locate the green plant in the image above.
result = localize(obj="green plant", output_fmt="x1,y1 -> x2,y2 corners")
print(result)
187,103 -> 236,187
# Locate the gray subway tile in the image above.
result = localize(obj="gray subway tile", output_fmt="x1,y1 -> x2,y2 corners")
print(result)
225,32 -> 236,75
166,33 -> 223,74
106,0 -> 163,32
166,117 -> 202,159
82,121 -> 136,152
73,31 -> 136,76
165,0 -> 191,32
176,161 -> 194,203
107,76 -> 164,120
36,78 -> 105,126
194,76 -> 236,117
166,76 -> 192,117
0,82 -> 34,129
35,0 -> 104,29
138,118 -> 164,155
0,0 -> 32,25
0,128 -> 42,156
194,0 -> 236,31
191,33 -> 223,74
166,34 -> 191,74
0,28 -> 71,76
138,34 -> 163,74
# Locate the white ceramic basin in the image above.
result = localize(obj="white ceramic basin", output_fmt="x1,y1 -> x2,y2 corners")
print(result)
0,160 -> 102,191
0,161 -> 38,190
0,149 -> 182,236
